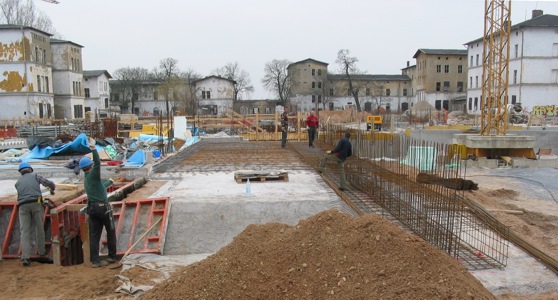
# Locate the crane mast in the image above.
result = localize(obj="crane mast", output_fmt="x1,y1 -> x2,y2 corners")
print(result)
480,0 -> 511,136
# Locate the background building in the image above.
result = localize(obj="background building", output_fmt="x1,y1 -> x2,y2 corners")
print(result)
466,11 -> 558,117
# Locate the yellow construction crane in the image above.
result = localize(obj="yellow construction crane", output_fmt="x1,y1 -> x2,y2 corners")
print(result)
480,0 -> 511,136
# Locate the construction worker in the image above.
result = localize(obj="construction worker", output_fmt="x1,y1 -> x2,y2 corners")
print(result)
281,107 -> 289,148
318,132 -> 352,191
305,110 -> 319,147
15,161 -> 56,266
80,138 -> 117,267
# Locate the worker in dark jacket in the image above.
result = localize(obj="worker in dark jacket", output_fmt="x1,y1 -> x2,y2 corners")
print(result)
318,132 -> 353,191
281,107 -> 289,148
15,161 -> 56,266
80,138 -> 117,267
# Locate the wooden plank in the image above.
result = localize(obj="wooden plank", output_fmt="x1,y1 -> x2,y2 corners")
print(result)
56,184 -> 78,190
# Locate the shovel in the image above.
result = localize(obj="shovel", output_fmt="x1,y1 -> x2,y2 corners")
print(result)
110,217 -> 162,269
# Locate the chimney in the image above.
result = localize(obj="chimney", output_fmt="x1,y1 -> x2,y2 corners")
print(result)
532,10 -> 543,19
407,61 -> 410,67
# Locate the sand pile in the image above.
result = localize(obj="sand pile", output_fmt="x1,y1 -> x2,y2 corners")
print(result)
141,210 -> 495,299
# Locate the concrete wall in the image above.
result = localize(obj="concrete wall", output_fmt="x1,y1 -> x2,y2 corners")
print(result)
411,128 -> 558,154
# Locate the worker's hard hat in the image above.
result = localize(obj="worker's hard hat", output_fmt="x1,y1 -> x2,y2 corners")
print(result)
18,161 -> 33,172
79,157 -> 94,170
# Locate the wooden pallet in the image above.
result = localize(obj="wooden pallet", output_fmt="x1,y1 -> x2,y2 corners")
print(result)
234,171 -> 289,183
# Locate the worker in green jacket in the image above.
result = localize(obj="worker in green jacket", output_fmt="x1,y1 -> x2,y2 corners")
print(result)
79,138 -> 117,267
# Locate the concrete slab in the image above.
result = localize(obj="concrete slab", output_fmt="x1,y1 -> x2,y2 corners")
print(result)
150,170 -> 350,255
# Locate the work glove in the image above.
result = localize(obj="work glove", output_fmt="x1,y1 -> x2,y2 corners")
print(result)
50,189 -> 55,195
88,137 -> 96,150
326,151 -> 331,154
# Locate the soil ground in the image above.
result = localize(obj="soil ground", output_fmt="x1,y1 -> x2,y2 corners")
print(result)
1,173 -> 558,299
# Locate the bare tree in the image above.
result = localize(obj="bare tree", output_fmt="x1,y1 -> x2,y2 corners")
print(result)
262,59 -> 292,106
112,67 -> 151,114
320,73 -> 335,111
212,62 -> 254,101
336,49 -> 362,112
179,68 -> 201,116
0,0 -> 59,36
153,58 -> 184,117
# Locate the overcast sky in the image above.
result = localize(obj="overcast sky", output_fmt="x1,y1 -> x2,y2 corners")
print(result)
36,0 -> 558,99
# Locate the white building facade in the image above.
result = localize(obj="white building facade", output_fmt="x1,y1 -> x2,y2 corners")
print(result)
0,25 -> 54,120
466,12 -> 558,117
50,39 -> 85,119
193,76 -> 236,116
83,70 -> 112,115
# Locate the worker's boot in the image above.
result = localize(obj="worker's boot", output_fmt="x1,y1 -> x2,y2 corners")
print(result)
91,260 -> 109,268
22,259 -> 31,266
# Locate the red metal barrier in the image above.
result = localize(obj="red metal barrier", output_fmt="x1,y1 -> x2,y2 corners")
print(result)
1,183 -> 169,266
1,202 -> 51,259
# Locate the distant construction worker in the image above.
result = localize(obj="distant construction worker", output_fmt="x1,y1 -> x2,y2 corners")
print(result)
318,132 -> 352,191
281,107 -> 289,148
80,138 -> 117,267
305,110 -> 319,148
15,161 -> 55,267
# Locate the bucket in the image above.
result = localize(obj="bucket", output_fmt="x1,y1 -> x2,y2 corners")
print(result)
152,150 -> 161,158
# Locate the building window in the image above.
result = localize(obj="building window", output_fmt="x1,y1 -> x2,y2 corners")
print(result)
444,65 -> 449,73
403,89 -> 407,96
105,98 -> 109,108
312,69 -> 315,76
443,81 -> 450,92
202,91 -> 206,99
318,69 -> 322,76
474,97 -> 478,111
457,81 -> 463,92
470,55 -> 474,67
469,97 -> 472,111
85,107 -> 91,113
469,77 -> 472,88
436,65 -> 441,73
39,103 -> 44,118
37,75 -> 41,92
458,65 -> 463,73
515,44 -> 518,58
35,47 -> 40,63
47,104 -> 52,118
386,89 -> 391,96
476,54 -> 479,66
74,105 -> 83,118
312,82 -> 316,88
318,82 -> 322,88
435,100 -> 442,110
475,76 -> 479,88
312,95 -> 316,103
513,70 -> 517,84
45,77 -> 49,93
511,95 -> 517,104
43,49 -> 47,64
436,82 -> 441,92
154,90 -> 158,100
318,95 -> 322,103
329,88 -> 334,96
206,91 -> 211,99
84,88 -> 90,98
366,88 -> 370,96
265,107 -> 270,114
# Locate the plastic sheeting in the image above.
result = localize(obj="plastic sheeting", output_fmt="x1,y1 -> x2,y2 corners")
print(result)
122,149 -> 146,168
26,133 -> 91,160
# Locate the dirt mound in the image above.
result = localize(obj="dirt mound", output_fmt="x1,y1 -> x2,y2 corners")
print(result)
141,210 -> 495,300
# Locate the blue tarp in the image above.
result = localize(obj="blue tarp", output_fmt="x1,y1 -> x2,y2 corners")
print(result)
122,149 -> 146,168
26,133 -> 91,160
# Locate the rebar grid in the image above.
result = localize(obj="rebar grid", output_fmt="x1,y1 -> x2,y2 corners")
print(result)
318,126 -> 509,269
